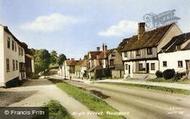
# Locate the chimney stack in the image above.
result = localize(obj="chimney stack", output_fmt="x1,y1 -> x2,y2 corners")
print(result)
102,44 -> 105,51
97,47 -> 100,51
104,45 -> 107,51
138,22 -> 145,40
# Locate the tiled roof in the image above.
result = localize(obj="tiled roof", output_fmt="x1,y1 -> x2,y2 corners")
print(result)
89,51 -> 101,60
97,49 -> 115,59
119,23 -> 174,52
66,60 -> 77,66
162,32 -> 190,52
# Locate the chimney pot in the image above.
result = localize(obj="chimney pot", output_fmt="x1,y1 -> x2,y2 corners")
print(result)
104,45 -> 107,51
97,47 -> 100,51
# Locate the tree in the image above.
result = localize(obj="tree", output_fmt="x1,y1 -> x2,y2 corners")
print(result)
57,54 -> 67,66
34,49 -> 51,74
50,50 -> 58,65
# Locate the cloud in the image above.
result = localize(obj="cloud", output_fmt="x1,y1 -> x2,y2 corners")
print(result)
98,20 -> 138,37
20,13 -> 78,32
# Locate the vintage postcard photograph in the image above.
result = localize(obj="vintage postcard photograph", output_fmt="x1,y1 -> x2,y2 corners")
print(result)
0,0 -> 190,119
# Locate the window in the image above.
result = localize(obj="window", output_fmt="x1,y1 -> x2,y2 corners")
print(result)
124,52 -> 128,57
176,46 -> 181,50
163,61 -> 167,67
15,43 -> 17,52
147,48 -> 153,55
178,61 -> 183,68
12,40 -> 15,51
125,64 -> 128,70
151,63 -> 155,70
19,47 -> 24,56
110,59 -> 114,66
136,50 -> 140,56
13,60 -> 15,71
7,37 -> 11,49
21,49 -> 23,56
16,60 -> 18,70
111,52 -> 116,57
6,59 -> 10,72
111,54 -> 115,57
139,63 -> 144,71
19,47 -> 21,55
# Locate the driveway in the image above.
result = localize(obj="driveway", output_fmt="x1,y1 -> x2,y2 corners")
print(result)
0,79 -> 99,119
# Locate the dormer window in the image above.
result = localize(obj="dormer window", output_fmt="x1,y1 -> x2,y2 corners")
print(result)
147,48 -> 153,55
111,52 -> 116,57
176,45 -> 181,51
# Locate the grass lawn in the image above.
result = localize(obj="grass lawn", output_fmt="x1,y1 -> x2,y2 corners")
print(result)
98,82 -> 190,95
45,100 -> 74,119
55,80 -> 125,119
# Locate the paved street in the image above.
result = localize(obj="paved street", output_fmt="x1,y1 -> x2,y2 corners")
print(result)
66,79 -> 190,119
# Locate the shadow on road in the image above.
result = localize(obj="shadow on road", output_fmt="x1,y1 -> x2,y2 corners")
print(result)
21,79 -> 54,87
0,90 -> 37,106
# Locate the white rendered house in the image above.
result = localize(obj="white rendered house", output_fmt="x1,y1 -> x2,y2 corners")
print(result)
0,25 -> 26,87
158,33 -> 190,78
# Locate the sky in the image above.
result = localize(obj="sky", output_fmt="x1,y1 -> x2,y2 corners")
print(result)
0,0 -> 190,59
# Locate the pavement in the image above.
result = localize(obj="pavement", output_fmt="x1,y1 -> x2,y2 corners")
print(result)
66,79 -> 190,119
0,79 -> 99,119
69,78 -> 190,91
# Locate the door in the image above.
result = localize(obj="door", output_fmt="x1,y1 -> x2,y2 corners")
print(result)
186,60 -> 190,70
146,63 -> 149,73
128,65 -> 131,74
186,60 -> 190,78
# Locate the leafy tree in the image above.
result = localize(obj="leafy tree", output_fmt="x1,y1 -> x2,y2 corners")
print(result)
34,49 -> 51,74
57,54 -> 67,66
50,50 -> 58,65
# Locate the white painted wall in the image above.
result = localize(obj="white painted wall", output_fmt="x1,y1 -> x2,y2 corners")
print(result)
124,61 -> 133,78
0,25 -> 5,86
61,62 -> 69,79
147,60 -> 159,74
0,25 -> 26,86
124,60 -> 158,79
158,50 -> 190,72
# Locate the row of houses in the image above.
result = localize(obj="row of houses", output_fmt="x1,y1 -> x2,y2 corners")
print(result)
59,22 -> 190,80
0,24 -> 35,87
59,44 -> 124,79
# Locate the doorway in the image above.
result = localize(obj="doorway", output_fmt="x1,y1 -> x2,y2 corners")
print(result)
146,63 -> 149,73
186,60 -> 190,78
128,65 -> 131,74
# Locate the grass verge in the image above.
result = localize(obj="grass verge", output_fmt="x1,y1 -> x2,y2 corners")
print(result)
45,100 -> 74,119
147,78 -> 190,84
50,79 -> 125,119
98,82 -> 190,95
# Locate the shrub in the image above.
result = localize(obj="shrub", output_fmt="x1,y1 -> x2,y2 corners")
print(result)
45,100 -> 73,119
174,72 -> 186,81
163,69 -> 175,80
155,70 -> 163,78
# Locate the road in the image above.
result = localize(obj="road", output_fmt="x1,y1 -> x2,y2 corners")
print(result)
66,80 -> 190,119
